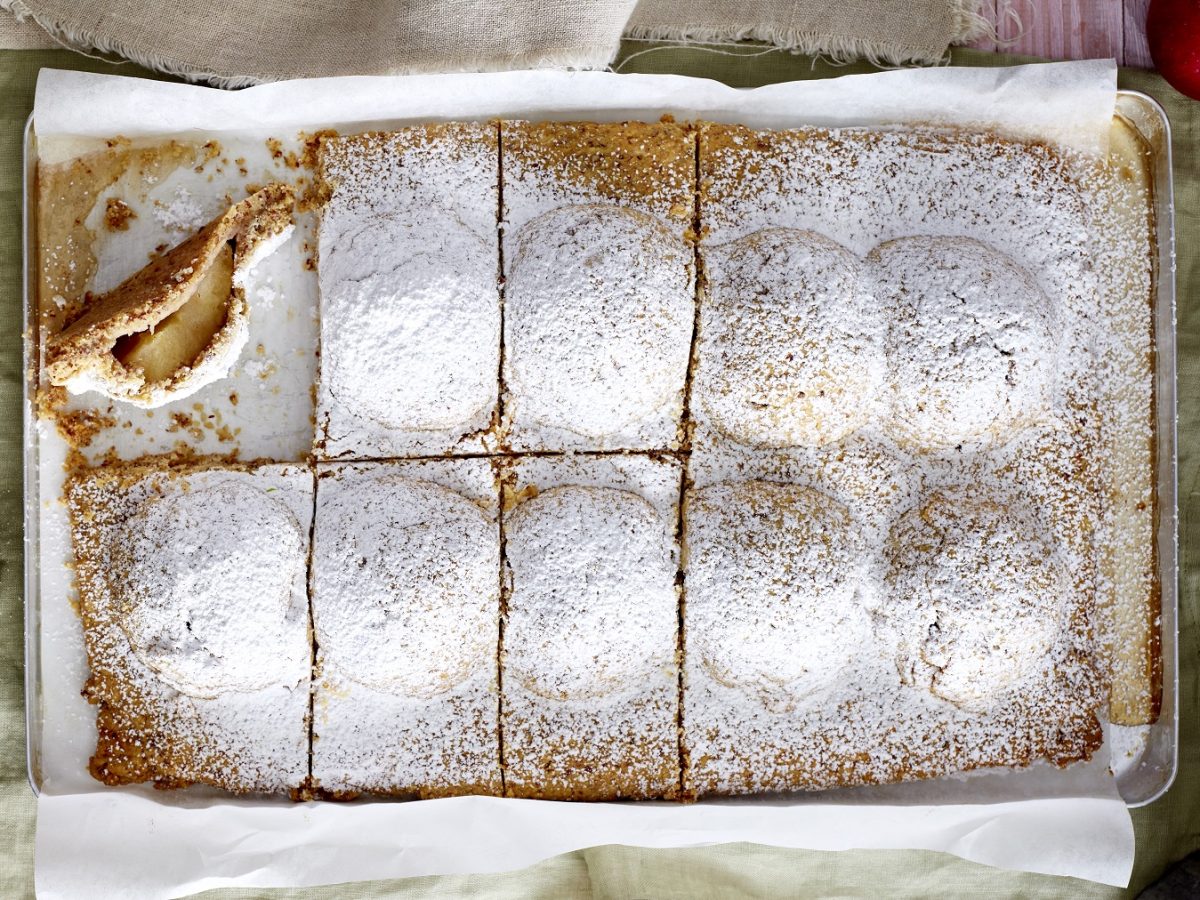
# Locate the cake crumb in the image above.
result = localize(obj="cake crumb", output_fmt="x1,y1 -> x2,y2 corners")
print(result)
103,198 -> 136,232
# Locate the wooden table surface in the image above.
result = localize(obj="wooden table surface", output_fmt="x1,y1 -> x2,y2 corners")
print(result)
972,0 -> 1154,67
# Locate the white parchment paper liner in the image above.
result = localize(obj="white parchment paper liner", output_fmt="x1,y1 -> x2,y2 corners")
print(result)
30,61 -> 1134,899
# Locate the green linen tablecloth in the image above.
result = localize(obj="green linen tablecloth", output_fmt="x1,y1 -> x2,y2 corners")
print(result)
1,45 -> 1196,899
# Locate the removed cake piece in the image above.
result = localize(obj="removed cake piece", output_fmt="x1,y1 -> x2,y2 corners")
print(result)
315,125 -> 501,459
310,460 -> 502,798
65,459 -> 313,794
45,184 -> 295,409
500,121 -> 695,452
500,454 -> 682,800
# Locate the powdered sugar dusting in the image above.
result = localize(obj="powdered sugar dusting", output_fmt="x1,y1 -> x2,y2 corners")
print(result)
505,205 -> 693,443
153,186 -> 205,232
57,120 -> 1157,803
311,460 -> 501,797
314,475 -> 496,698
872,236 -> 1057,449
506,488 -> 673,702
65,463 -> 312,794
316,126 -> 500,458
114,481 -> 308,699
500,121 -> 694,451
502,454 -> 681,800
882,493 -> 1074,711
699,228 -> 883,448
686,481 -> 871,712
685,125 -> 1118,795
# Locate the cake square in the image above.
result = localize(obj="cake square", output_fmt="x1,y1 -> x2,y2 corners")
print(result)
500,453 -> 682,800
310,458 -> 502,797
65,460 -> 313,795
315,125 -> 501,460
499,121 -> 696,453
693,123 -> 1099,459
682,453 -> 1105,797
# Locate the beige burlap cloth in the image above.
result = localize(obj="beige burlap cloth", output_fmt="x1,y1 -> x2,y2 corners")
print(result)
0,0 -> 989,86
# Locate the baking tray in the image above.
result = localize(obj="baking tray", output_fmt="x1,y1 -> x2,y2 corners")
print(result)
21,90 -> 1179,807
1109,90 -> 1179,807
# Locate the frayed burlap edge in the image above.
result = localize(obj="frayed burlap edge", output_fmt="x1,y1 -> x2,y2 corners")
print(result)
3,0 -> 1014,86
0,0 -> 624,87
623,0 -> 1010,68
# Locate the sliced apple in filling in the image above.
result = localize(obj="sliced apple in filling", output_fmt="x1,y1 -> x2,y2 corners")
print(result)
113,242 -> 235,383
45,182 -> 294,408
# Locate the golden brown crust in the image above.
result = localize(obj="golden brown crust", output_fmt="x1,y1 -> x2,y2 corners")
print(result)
1100,117 -> 1162,725
502,119 -> 694,223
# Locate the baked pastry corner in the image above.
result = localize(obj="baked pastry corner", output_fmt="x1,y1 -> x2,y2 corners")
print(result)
45,183 -> 295,409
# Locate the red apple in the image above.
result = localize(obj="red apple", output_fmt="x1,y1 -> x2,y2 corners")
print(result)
1148,0 -> 1200,99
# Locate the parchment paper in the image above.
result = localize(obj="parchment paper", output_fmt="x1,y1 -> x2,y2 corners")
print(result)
28,61 -> 1136,898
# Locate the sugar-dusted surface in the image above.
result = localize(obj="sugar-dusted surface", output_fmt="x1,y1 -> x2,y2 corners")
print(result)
871,236 -> 1057,450
882,492 -> 1094,711
500,121 -> 695,451
316,126 -> 500,460
696,122 -> 1156,727
504,205 -> 693,445
696,123 -> 1154,684
685,124 -> 1128,794
37,117 -> 1156,806
311,459 -> 502,797
501,454 -> 682,800
684,456 -> 1105,796
696,228 -> 882,449
685,481 -> 869,710
64,460 -> 313,794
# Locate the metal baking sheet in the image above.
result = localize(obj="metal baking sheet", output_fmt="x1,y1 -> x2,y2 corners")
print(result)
21,90 -> 1179,807
1107,90 -> 1179,807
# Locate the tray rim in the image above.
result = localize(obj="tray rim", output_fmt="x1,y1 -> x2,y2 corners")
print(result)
19,90 -> 1181,807
22,112 -> 42,799
1113,88 -> 1180,808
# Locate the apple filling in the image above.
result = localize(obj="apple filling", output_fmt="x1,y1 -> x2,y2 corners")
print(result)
113,242 -> 235,384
